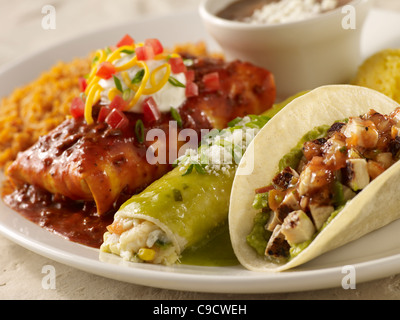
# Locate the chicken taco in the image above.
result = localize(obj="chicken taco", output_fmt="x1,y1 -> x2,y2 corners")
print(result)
229,84 -> 400,272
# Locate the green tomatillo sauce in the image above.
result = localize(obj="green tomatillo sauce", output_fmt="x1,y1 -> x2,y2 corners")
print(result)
180,224 -> 239,266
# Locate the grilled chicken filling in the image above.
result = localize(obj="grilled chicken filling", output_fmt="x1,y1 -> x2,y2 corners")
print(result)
249,108 -> 400,260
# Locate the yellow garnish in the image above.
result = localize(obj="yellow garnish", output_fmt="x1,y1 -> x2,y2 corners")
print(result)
107,87 -> 120,102
143,63 -> 171,95
86,49 -> 107,85
105,45 -> 132,63
127,61 -> 150,110
154,52 -> 180,60
93,88 -> 101,105
84,83 -> 102,125
82,39 -> 184,123
85,76 -> 101,96
115,56 -> 138,73
121,71 -> 139,92
121,63 -> 171,96
137,248 -> 156,261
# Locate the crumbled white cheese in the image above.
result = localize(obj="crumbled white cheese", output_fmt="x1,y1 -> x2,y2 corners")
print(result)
177,116 -> 261,175
243,0 -> 339,25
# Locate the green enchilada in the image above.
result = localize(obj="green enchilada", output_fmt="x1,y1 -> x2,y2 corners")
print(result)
100,115 -> 269,265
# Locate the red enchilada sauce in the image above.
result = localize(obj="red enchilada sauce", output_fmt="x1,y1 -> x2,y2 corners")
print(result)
1,112 -> 154,248
2,181 -> 115,248
1,108 -> 209,248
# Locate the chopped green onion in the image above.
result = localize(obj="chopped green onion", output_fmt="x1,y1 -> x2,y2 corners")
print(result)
247,115 -> 270,128
120,49 -> 135,55
182,164 -> 194,176
245,122 -> 259,129
227,117 -> 242,128
92,55 -> 99,65
199,147 -> 209,165
172,158 -> 180,168
113,75 -> 123,93
183,58 -> 194,67
131,69 -> 145,84
79,92 -> 87,101
181,163 -> 206,176
122,88 -> 132,101
168,76 -> 186,88
170,107 -> 182,128
135,119 -> 145,143
215,139 -> 229,147
194,163 -> 206,174
105,46 -> 112,55
201,129 -> 220,143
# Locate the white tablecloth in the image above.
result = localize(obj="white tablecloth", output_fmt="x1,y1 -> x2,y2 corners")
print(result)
2,0 -> 400,300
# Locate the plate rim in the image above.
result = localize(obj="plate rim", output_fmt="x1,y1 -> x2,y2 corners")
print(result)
2,8 -> 400,294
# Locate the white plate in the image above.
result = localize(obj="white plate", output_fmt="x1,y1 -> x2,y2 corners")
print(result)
2,9 -> 400,294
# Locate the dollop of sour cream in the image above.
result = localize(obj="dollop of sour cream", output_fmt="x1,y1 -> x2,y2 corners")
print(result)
99,56 -> 187,113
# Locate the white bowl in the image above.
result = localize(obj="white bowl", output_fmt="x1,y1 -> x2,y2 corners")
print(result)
199,0 -> 372,100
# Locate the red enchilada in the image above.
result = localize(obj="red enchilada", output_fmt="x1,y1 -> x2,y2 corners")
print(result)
2,36 -> 276,247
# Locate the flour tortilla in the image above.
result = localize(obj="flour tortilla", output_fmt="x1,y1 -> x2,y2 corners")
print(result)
101,164 -> 236,264
229,85 -> 400,272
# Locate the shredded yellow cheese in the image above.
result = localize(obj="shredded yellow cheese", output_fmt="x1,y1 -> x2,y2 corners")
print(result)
86,49 -> 107,87
144,63 -> 171,95
121,71 -> 138,91
128,61 -> 150,109
115,54 -> 138,73
154,52 -> 180,60
107,87 -> 120,102
83,42 -> 180,124
84,83 -> 102,125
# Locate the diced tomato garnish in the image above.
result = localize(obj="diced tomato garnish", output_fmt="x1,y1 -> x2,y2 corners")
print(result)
105,108 -> 129,130
185,82 -> 199,98
142,97 -> 161,124
145,38 -> 164,55
169,57 -> 186,74
97,106 -> 111,123
70,97 -> 85,119
78,77 -> 87,92
116,34 -> 134,48
136,46 -> 155,61
96,61 -> 116,80
184,70 -> 195,83
109,95 -> 127,111
184,70 -> 198,97
202,72 -> 221,92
